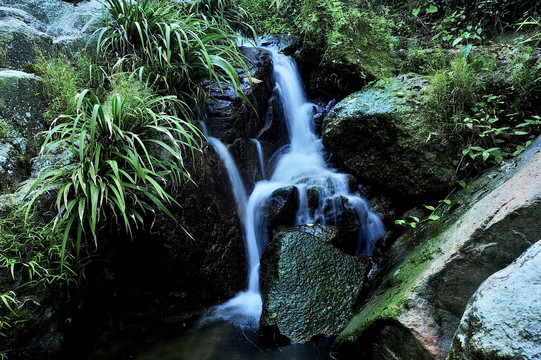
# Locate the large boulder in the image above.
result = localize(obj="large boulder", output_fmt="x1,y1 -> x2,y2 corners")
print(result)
204,47 -> 274,144
259,225 -> 371,343
0,0 -> 105,69
331,135 -> 541,359
0,69 -> 45,191
447,240 -> 541,360
322,74 -> 460,199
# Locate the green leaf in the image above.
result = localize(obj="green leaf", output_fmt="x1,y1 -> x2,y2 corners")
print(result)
424,205 -> 435,211
428,214 -> 441,221
426,5 -> 438,13
458,180 -> 467,188
412,7 -> 420,16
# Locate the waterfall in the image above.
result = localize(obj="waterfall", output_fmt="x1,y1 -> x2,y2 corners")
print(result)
207,46 -> 385,326
252,139 -> 267,179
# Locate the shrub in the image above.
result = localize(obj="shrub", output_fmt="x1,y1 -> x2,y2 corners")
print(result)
97,0 -> 248,102
0,205 -> 75,352
26,80 -> 202,263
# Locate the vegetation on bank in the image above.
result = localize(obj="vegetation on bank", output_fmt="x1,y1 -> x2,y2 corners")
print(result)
1,0 -> 541,357
1,0 -> 248,355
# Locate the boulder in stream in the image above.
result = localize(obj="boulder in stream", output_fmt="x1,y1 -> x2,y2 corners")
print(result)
332,136 -> 541,359
322,74 -> 459,199
259,225 -> 371,344
447,240 -> 541,360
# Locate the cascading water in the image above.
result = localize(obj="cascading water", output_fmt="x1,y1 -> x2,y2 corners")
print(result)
208,46 -> 385,326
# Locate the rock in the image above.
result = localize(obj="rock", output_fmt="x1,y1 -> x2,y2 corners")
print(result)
226,138 -> 265,193
0,1 -> 105,68
0,70 -> 45,191
0,15 -> 52,70
204,47 -> 274,144
263,186 -> 300,229
447,240 -> 541,360
332,135 -> 541,359
259,225 -> 371,344
323,195 -> 362,255
322,74 -> 459,199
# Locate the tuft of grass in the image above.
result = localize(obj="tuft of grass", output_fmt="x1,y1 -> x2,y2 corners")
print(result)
0,205 -> 76,352
96,0 -> 249,102
26,78 -> 202,265
32,53 -> 107,124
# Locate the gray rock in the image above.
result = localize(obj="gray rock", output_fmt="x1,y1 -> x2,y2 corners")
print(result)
322,74 -> 459,199
332,136 -> 541,359
0,70 -> 45,191
0,17 -> 53,70
447,240 -> 541,360
260,225 -> 371,343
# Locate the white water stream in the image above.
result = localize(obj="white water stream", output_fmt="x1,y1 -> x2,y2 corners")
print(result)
207,47 -> 385,326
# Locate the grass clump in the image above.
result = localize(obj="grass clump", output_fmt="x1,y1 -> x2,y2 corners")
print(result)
97,0 -> 249,101
0,205 -> 77,357
32,53 -> 105,124
27,77 -> 202,264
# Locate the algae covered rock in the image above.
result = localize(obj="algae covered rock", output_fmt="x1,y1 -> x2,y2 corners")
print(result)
259,225 -> 371,343
322,74 -> 459,199
447,240 -> 541,360
0,69 -> 45,191
332,136 -> 541,359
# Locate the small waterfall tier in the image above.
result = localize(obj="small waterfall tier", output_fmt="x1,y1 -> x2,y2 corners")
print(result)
207,46 -> 385,326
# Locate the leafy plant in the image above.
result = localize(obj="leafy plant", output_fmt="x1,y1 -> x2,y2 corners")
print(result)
395,200 -> 452,228
96,0 -> 249,102
1,204 -> 76,355
26,82 -> 202,264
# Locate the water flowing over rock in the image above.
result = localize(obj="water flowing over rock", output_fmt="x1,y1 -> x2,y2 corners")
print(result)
332,136 -> 541,359
259,225 -> 371,343
322,74 -> 459,199
208,46 -> 384,332
447,240 -> 541,360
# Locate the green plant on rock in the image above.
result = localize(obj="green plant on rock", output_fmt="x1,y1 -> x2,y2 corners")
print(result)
427,55 -> 479,122
32,53 -> 106,124
26,81 -> 202,264
1,204 -> 76,356
97,0 -> 249,101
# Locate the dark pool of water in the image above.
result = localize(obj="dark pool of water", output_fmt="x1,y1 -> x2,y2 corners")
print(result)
79,319 -> 334,360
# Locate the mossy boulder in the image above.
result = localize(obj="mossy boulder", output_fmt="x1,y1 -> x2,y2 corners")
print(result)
448,240 -> 541,360
259,225 -> 371,343
0,12 -> 53,70
0,70 -> 45,191
331,136 -> 541,359
322,74 -> 459,199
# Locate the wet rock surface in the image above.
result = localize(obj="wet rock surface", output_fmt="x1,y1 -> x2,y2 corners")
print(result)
260,225 -> 371,344
322,74 -> 459,199
332,136 -> 541,359
447,240 -> 541,360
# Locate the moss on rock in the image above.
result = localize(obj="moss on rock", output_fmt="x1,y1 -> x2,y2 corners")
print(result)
322,74 -> 460,199
259,225 -> 371,343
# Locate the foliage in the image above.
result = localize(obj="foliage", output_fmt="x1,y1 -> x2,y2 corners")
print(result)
518,17 -> 541,46
427,47 -> 541,175
26,80 -> 202,265
96,0 -> 248,102
400,41 -> 448,75
31,53 -> 103,124
427,54 -> 479,122
0,205 -> 76,354
294,0 -> 394,92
